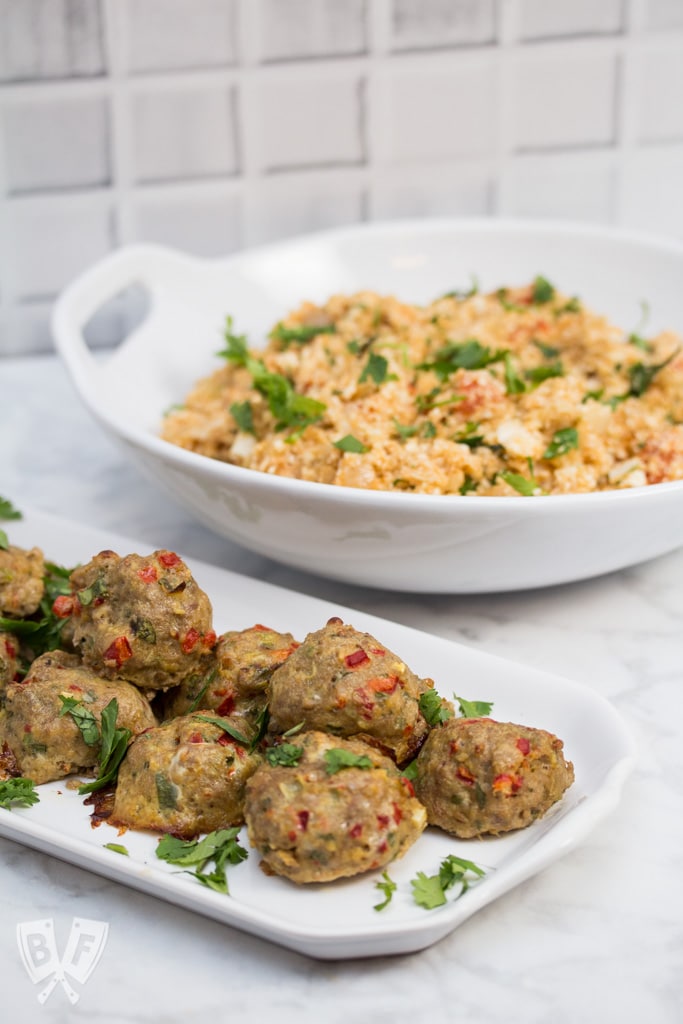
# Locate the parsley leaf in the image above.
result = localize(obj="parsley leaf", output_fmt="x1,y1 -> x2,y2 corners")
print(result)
419,689 -> 454,727
58,696 -> 100,746
270,322 -> 336,348
0,530 -> 8,551
455,694 -> 494,718
543,427 -> 579,460
156,827 -> 247,894
533,340 -> 561,359
265,743 -> 304,768
373,870 -> 397,911
459,475 -> 478,495
324,748 -> 373,774
0,777 -> 39,809
333,434 -> 370,454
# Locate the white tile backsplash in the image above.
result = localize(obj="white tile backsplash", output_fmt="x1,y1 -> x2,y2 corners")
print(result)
0,0 -> 682,353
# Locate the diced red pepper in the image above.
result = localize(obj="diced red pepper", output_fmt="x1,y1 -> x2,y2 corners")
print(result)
352,687 -> 375,719
216,695 -> 235,717
68,684 -> 83,693
182,628 -> 200,653
376,814 -> 390,829
158,551 -> 181,568
345,649 -> 370,669
103,635 -> 133,668
377,840 -> 388,855
252,624 -> 273,633
349,823 -> 363,838
492,773 -> 523,794
203,630 -> 217,649
188,732 -> 204,744
400,777 -> 416,798
138,565 -> 158,583
52,595 -> 75,619
4,639 -> 17,657
456,766 -> 476,786
297,810 -> 310,831
516,737 -> 531,756
369,647 -> 385,656
367,676 -> 400,695
392,802 -> 403,825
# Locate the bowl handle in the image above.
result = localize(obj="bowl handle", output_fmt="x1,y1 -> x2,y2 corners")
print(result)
51,244 -> 194,392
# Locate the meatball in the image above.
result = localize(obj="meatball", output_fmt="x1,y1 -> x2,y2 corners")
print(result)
267,618 -> 432,765
111,713 -> 262,838
0,650 -> 156,784
162,624 -> 299,725
0,633 -> 20,697
415,717 -> 574,838
244,730 -> 426,884
67,549 -> 215,691
0,545 -> 44,617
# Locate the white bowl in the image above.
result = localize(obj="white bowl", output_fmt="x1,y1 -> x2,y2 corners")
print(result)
52,219 -> 683,593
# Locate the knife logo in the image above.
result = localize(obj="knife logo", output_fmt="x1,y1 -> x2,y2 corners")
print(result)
17,917 -> 109,1004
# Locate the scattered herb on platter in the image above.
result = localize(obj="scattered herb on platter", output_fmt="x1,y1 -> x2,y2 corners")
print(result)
373,871 -> 397,911
324,748 -> 373,775
104,843 -> 129,856
156,828 -> 248,894
454,695 -> 494,719
0,777 -> 40,810
411,855 -> 486,910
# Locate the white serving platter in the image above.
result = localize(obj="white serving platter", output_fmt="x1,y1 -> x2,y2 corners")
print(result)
0,507 -> 636,959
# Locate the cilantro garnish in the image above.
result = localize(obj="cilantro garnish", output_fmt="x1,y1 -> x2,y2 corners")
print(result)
531,275 -> 555,304
627,349 -> 679,398
0,497 -> 22,520
0,531 -> 7,552
193,715 -> 251,748
270,322 -> 336,348
0,777 -> 39,810
104,843 -> 129,856
533,340 -> 561,359
230,400 -> 255,434
453,422 -> 485,448
440,276 -> 479,300
265,743 -> 303,768
411,855 -> 486,910
0,561 -> 74,670
500,471 -> 538,496
156,827 -> 248,894
77,698 -> 132,795
543,427 -> 578,460
525,362 -> 564,386
373,870 -> 397,911
333,434 -> 370,454
186,667 -> 217,714
504,353 -> 526,395
419,340 -> 507,381
454,694 -> 494,718
218,317 -> 326,433
459,475 -> 478,495
419,689 -> 453,727
324,748 -> 373,774
58,696 -> 100,746
555,297 -> 581,315
359,352 -> 393,386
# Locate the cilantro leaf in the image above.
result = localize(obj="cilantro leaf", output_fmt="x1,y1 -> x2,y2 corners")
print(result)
230,400 -> 255,434
455,694 -> 494,718
459,475 -> 478,495
420,340 -> 507,381
104,843 -> 129,856
324,748 -> 373,774
525,362 -> 564,386
440,276 -> 479,300
186,667 -> 217,714
78,698 -> 132,795
411,871 -> 447,909
156,827 -> 247,894
333,434 -> 370,454
412,855 -> 486,910
500,471 -> 538,496
0,497 -> 22,520
359,352 -> 392,385
533,340 -> 561,359
419,689 -> 454,727
58,696 -> 100,746
543,427 -> 578,460
627,349 -> 679,398
0,530 -> 8,551
373,870 -> 397,911
270,322 -> 335,348
504,353 -> 526,395
532,276 -> 555,304
265,743 -> 304,767
193,715 -> 251,747
0,777 -> 39,809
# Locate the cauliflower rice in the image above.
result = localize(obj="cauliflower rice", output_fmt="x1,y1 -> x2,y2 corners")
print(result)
161,278 -> 683,496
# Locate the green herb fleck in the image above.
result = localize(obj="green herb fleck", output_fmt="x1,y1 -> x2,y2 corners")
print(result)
333,434 -> 370,454
504,353 -> 526,396
0,497 -> 22,520
525,362 -> 564,386
104,843 -> 129,856
77,698 -> 132,795
58,696 -> 100,747
230,400 -> 255,435
270,322 -> 336,348
265,743 -> 304,768
0,777 -> 39,810
155,771 -> 179,810
532,275 -> 555,304
156,827 -> 248,895
420,340 -> 507,382
454,694 -> 494,718
500,471 -> 538,496
459,475 -> 478,495
359,352 -> 393,385
373,870 -> 397,911
419,689 -> 454,727
627,349 -> 679,398
543,427 -> 579,460
324,748 -> 373,775
193,715 -> 251,748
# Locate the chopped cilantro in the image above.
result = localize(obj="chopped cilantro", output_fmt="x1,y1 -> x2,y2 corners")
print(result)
58,696 -> 100,747
532,275 -> 555,304
533,340 -> 561,359
453,422 -> 485,448
556,297 -> 581,315
0,777 -> 39,810
77,698 -> 132,795
419,689 -> 454,726
230,400 -> 255,435
459,475 -> 478,495
324,748 -> 373,774
411,871 -> 448,909
186,667 -> 217,714
504,353 -> 526,395
193,715 -> 251,748
412,855 -> 486,910
270,322 -> 335,348
373,870 -> 397,911
333,434 -> 370,454
359,352 -> 393,385
104,843 -> 129,856
500,471 -> 538,496
525,362 -> 564,386
543,427 -> 579,460
440,276 -> 479,300
265,743 -> 304,768
0,497 -> 22,520
420,340 -> 507,381
156,827 -> 247,894
0,530 -> 7,551
627,349 -> 679,398
455,694 -> 494,718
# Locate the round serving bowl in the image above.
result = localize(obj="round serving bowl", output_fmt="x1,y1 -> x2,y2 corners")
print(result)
52,219 -> 683,593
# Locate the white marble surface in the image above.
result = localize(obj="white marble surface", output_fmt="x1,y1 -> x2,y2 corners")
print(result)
1,354 -> 682,1024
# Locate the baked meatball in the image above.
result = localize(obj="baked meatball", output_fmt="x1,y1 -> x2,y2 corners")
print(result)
415,717 -> 574,838
0,633 -> 20,696
0,545 -> 44,617
244,730 -> 426,884
67,549 -> 216,691
162,624 -> 299,724
111,713 -> 261,838
0,650 -> 156,784
267,618 -> 432,765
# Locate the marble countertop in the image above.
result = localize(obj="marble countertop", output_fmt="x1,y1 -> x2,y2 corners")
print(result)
2,355 -> 682,1024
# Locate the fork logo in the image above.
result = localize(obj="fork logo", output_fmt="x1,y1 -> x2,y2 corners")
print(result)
17,918 -> 109,1005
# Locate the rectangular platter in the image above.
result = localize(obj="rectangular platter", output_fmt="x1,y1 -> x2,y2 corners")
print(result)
0,507 -> 636,959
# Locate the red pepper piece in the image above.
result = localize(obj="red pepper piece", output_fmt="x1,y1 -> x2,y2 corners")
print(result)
103,635 -> 132,668
392,802 -> 403,825
349,823 -> 363,838
215,695 -> 235,717
400,777 -> 416,798
182,628 -> 200,653
367,676 -> 400,694
188,732 -> 204,744
376,814 -> 390,829
492,773 -> 523,794
202,630 -> 217,649
158,551 -> 181,568
352,687 -> 375,719
52,595 -> 75,618
516,737 -> 531,756
138,565 -> 158,583
345,649 -> 370,669
456,766 -> 475,786
297,810 -> 310,831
